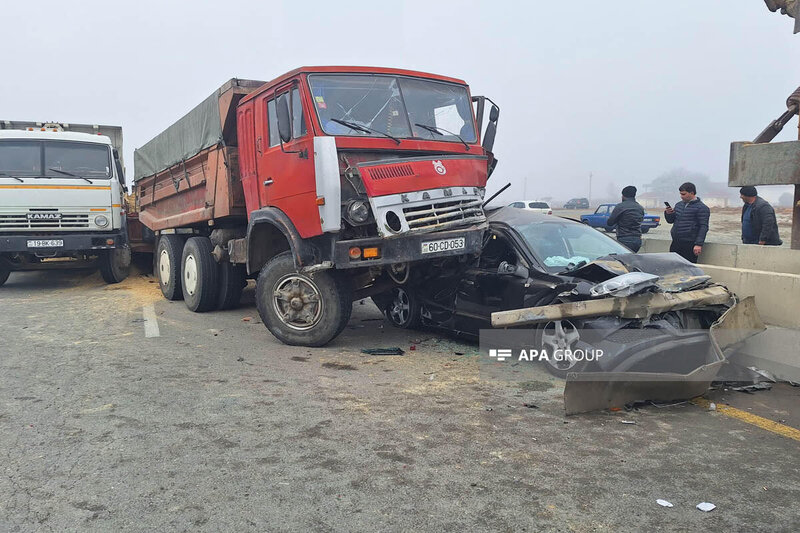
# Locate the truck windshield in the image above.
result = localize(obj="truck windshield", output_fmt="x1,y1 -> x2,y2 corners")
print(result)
0,140 -> 111,178
308,74 -> 477,144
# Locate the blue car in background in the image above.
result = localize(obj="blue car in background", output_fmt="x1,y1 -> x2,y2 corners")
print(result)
580,203 -> 660,233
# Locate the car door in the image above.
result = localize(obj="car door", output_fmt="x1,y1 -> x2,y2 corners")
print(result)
254,82 -> 319,237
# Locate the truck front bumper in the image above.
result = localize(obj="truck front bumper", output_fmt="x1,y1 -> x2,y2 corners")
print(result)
0,231 -> 125,254
333,222 -> 487,269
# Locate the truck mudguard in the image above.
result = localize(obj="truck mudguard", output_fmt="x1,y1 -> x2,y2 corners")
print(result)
247,207 -> 318,273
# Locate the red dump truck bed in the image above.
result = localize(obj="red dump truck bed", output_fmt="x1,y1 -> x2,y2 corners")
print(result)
133,79 -> 265,231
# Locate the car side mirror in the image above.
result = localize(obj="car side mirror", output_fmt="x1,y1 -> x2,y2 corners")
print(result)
498,261 -> 528,279
276,93 -> 292,144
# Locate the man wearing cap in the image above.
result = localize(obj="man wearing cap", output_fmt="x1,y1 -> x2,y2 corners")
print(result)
607,185 -> 645,252
740,186 -> 782,246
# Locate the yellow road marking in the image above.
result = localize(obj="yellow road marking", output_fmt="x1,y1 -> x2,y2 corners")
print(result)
0,185 -> 111,190
692,397 -> 800,442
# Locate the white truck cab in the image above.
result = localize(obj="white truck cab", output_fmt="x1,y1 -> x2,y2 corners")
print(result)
0,122 -> 130,285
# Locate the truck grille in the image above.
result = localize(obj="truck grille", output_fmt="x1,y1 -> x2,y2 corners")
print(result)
0,210 -> 90,229
402,199 -> 485,231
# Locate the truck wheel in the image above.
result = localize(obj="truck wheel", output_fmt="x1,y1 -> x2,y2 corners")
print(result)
256,251 -> 352,347
383,287 -> 421,329
156,235 -> 185,300
641,227 -> 650,234
98,246 -> 131,284
217,262 -> 247,310
181,236 -> 219,312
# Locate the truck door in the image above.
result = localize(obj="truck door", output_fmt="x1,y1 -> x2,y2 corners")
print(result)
254,82 -> 319,238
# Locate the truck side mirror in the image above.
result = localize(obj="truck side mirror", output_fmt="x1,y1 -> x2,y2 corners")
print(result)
113,148 -> 127,191
482,104 -> 500,153
276,94 -> 292,144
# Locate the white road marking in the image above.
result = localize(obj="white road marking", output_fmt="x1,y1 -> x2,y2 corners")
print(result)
142,305 -> 160,338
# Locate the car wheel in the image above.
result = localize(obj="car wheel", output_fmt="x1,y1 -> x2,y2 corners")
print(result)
181,236 -> 220,312
156,235 -> 185,300
536,320 -> 595,379
384,287 -> 421,329
256,251 -> 352,346
98,246 -> 131,284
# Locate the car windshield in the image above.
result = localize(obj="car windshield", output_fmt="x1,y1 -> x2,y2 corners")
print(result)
308,74 -> 477,143
0,140 -> 111,178
515,220 -> 630,272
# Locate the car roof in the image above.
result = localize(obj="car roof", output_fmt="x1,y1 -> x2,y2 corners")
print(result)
488,206 -> 574,226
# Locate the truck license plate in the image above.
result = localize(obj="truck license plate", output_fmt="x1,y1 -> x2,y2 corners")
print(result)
421,237 -> 465,254
27,239 -> 64,248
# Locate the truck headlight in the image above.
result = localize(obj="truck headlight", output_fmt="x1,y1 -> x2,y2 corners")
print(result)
347,200 -> 370,224
94,215 -> 109,227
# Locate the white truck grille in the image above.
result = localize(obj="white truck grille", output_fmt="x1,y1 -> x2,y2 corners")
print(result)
0,210 -> 90,230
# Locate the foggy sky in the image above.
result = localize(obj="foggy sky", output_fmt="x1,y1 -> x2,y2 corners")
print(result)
2,0 -> 798,202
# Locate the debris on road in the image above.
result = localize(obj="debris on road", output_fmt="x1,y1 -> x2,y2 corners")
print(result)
656,499 -> 674,508
361,347 -> 405,356
708,402 -> 717,411
730,382 -> 773,393
696,502 -> 716,512
522,403 -> 539,409
619,420 -> 636,425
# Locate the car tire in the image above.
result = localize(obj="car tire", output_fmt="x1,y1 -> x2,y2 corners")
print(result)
0,265 -> 10,287
156,235 -> 185,300
256,251 -> 352,347
181,236 -> 219,312
383,287 -> 422,329
217,262 -> 247,310
536,320 -> 597,379
98,246 -> 131,284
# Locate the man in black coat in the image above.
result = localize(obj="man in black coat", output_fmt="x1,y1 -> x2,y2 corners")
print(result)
739,186 -> 782,246
664,182 -> 710,263
607,185 -> 645,252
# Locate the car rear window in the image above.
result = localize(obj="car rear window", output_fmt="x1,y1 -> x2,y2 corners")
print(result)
529,202 -> 549,209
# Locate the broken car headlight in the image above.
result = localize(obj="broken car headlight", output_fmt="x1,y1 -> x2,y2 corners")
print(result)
347,200 -> 370,224
589,272 -> 660,297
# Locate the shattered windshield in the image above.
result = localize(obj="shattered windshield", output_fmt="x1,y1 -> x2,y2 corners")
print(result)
0,140 -> 111,178
308,74 -> 476,143
516,221 -> 630,273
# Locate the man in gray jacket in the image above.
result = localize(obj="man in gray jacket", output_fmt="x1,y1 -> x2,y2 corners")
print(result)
607,185 -> 645,252
739,186 -> 782,246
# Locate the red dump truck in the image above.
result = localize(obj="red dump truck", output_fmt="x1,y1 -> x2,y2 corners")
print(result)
134,67 -> 499,346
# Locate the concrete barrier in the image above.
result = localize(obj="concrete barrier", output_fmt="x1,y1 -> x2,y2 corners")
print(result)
641,238 -> 800,274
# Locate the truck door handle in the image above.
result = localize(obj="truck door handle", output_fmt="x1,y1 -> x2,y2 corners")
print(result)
263,178 -> 274,186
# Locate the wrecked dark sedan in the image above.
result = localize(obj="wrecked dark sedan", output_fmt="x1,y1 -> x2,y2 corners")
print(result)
373,207 -> 762,391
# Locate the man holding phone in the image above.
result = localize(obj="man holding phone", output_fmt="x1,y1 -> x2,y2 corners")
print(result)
664,182 -> 710,263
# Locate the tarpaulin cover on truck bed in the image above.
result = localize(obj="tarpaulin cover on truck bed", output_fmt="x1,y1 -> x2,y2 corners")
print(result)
133,78 -> 265,182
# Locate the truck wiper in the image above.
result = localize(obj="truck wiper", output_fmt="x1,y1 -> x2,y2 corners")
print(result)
48,168 -> 93,183
414,123 -> 470,151
0,171 -> 24,182
330,118 -> 401,145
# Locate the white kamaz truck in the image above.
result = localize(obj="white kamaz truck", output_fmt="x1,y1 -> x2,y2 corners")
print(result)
0,121 -> 131,286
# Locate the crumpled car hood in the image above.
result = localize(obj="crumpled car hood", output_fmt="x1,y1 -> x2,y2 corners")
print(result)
570,252 -> 711,293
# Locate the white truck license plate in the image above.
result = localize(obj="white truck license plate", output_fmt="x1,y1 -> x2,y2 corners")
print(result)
27,239 -> 64,248
421,237 -> 465,254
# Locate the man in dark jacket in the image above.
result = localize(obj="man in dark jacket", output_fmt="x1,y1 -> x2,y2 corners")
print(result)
740,186 -> 782,245
664,182 -> 710,263
607,185 -> 645,252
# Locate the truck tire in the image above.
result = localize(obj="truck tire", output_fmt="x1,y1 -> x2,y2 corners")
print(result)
181,236 -> 219,312
156,235 -> 185,300
98,246 -> 131,284
256,251 -> 352,346
217,262 -> 247,310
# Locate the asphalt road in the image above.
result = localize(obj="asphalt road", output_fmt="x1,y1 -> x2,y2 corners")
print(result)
1,268 -> 799,532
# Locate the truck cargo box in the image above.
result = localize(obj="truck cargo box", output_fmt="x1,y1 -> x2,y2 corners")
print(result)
133,78 -> 265,231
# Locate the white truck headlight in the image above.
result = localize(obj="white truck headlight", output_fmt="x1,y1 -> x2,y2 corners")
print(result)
347,200 -> 370,223
94,215 -> 109,227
